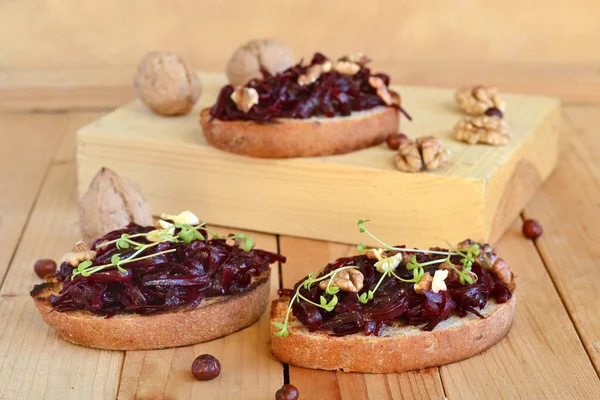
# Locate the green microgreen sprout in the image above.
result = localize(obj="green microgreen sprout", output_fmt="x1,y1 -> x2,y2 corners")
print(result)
72,220 -> 255,279
273,220 -> 482,338
272,265 -> 358,337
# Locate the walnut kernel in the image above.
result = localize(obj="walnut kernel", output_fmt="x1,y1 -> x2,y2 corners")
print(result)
61,241 -> 96,267
455,85 -> 506,116
453,115 -> 512,146
319,269 -> 364,293
368,76 -> 394,106
394,136 -> 449,172
416,137 -> 450,171
414,272 -> 433,294
298,61 -> 332,86
334,60 -> 361,75
230,87 -> 259,113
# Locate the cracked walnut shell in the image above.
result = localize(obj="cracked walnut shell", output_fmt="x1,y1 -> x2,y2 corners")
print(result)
319,269 -> 364,293
226,39 -> 296,87
394,136 -> 449,172
134,51 -> 202,116
455,85 -> 506,116
79,168 -> 154,244
453,115 -> 512,146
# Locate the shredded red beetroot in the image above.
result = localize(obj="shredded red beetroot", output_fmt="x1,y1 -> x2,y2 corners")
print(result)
50,223 -> 285,316
285,251 -> 511,336
209,53 -> 408,122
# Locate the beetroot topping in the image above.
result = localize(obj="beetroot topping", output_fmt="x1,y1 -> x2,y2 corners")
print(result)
49,222 -> 285,316
209,52 -> 408,122
276,246 -> 512,337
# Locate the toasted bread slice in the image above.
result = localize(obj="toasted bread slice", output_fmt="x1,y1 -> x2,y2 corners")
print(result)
31,270 -> 270,351
199,105 -> 399,158
270,293 -> 516,373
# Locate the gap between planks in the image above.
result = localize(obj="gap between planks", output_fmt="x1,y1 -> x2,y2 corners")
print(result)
521,105 -> 600,375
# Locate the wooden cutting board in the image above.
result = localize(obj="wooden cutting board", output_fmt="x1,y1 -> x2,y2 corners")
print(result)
77,72 -> 560,248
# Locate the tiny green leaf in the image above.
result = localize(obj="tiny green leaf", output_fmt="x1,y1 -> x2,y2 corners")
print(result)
77,260 -> 92,271
358,293 -> 368,304
193,230 -> 205,241
319,295 -> 327,307
244,235 -> 254,252
328,295 -> 338,308
325,285 -> 340,295
111,254 -> 121,266
273,328 -> 289,337
357,243 -> 367,253
367,290 -> 374,300
272,322 -> 285,329
357,219 -> 370,233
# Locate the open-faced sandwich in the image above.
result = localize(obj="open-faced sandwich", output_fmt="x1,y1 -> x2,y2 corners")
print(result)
200,52 -> 410,158
270,221 -> 515,373
30,211 -> 285,350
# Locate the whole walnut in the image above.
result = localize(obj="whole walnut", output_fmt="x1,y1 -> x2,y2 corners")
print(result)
79,168 -> 154,243
226,39 -> 296,86
134,51 -> 202,116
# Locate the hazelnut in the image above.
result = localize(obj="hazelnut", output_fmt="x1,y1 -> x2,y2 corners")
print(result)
386,133 -> 409,150
485,107 -> 504,118
522,219 -> 543,240
34,259 -> 57,279
79,168 -> 154,244
191,354 -> 221,381
134,51 -> 202,116
275,384 -> 299,400
226,39 -> 296,87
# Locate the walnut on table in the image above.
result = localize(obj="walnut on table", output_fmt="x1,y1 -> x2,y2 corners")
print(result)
394,136 -> 450,172
453,115 -> 512,146
455,85 -> 506,116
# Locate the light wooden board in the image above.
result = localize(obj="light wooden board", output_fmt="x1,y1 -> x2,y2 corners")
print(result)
117,228 -> 283,400
0,114 -> 65,288
522,106 -> 600,373
0,296 -> 123,400
279,237 -> 446,400
0,128 -> 124,398
77,72 -> 560,249
440,220 -> 600,399
1,113 -> 102,296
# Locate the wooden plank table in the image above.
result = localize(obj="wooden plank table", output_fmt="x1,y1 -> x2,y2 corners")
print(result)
0,99 -> 599,399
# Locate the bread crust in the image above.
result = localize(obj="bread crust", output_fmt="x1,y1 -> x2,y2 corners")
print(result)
31,270 -> 271,350
270,293 -> 516,373
199,106 -> 399,158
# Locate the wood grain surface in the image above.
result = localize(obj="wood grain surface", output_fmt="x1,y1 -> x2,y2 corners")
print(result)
523,106 -> 600,374
1,96 -> 600,398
